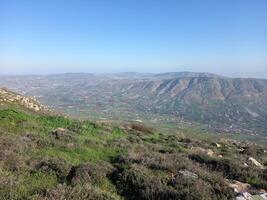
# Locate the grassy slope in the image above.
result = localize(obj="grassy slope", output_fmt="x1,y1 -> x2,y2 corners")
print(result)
0,102 -> 267,200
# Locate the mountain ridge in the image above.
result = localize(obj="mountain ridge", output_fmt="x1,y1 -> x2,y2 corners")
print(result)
0,72 -> 267,138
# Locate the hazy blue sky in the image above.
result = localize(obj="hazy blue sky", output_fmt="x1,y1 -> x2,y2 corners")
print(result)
0,0 -> 266,78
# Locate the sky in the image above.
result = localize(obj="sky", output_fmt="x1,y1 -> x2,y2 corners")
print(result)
0,0 -> 267,78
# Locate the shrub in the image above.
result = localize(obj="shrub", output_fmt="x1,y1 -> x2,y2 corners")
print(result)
171,175 -> 216,200
33,158 -> 71,182
66,162 -> 114,186
38,183 -> 118,200
189,154 -> 267,189
114,164 -> 166,200
2,153 -> 25,172
241,145 -> 265,157
113,164 -> 227,200
129,123 -> 153,134
0,170 -> 57,200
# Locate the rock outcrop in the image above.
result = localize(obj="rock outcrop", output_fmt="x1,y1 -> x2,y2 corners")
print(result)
226,179 -> 251,193
177,170 -> 198,179
248,157 -> 265,169
0,88 -> 45,111
234,192 -> 267,200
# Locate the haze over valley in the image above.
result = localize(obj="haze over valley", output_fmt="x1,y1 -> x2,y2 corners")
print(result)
1,72 -> 267,144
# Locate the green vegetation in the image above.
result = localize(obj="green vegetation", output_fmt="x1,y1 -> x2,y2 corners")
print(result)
0,101 -> 267,200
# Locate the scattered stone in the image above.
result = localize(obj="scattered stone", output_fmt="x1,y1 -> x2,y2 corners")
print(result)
235,192 -> 252,200
248,157 -> 265,169
191,147 -> 215,157
238,148 -> 245,152
235,192 -> 267,200
207,149 -> 214,157
177,170 -> 198,179
259,193 -> 267,200
0,88 -> 45,111
212,142 -> 221,148
225,179 -> 251,193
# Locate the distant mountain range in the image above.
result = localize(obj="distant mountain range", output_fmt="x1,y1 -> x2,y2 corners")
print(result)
1,72 -> 267,138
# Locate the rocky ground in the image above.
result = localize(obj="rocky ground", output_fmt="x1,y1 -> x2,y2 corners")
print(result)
0,88 -> 45,112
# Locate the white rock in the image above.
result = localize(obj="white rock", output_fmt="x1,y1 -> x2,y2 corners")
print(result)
259,193 -> 267,200
215,143 -> 221,147
177,170 -> 198,179
207,149 -> 214,157
235,192 -> 252,200
248,157 -> 265,169
225,179 -> 250,194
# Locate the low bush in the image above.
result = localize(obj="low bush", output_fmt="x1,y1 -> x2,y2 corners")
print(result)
129,123 -> 153,134
33,158 -> 71,182
112,163 -> 232,200
66,161 -> 114,185
2,153 -> 25,172
114,164 -> 166,200
241,145 -> 265,157
38,183 -> 119,200
171,175 -> 216,200
189,153 -> 267,189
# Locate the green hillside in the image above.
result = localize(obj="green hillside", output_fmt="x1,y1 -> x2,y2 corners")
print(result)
0,90 -> 267,200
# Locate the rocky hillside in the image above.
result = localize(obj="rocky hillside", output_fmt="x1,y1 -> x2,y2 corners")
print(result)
0,88 -> 45,112
127,77 -> 267,101
122,77 -> 267,134
0,88 -> 267,200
